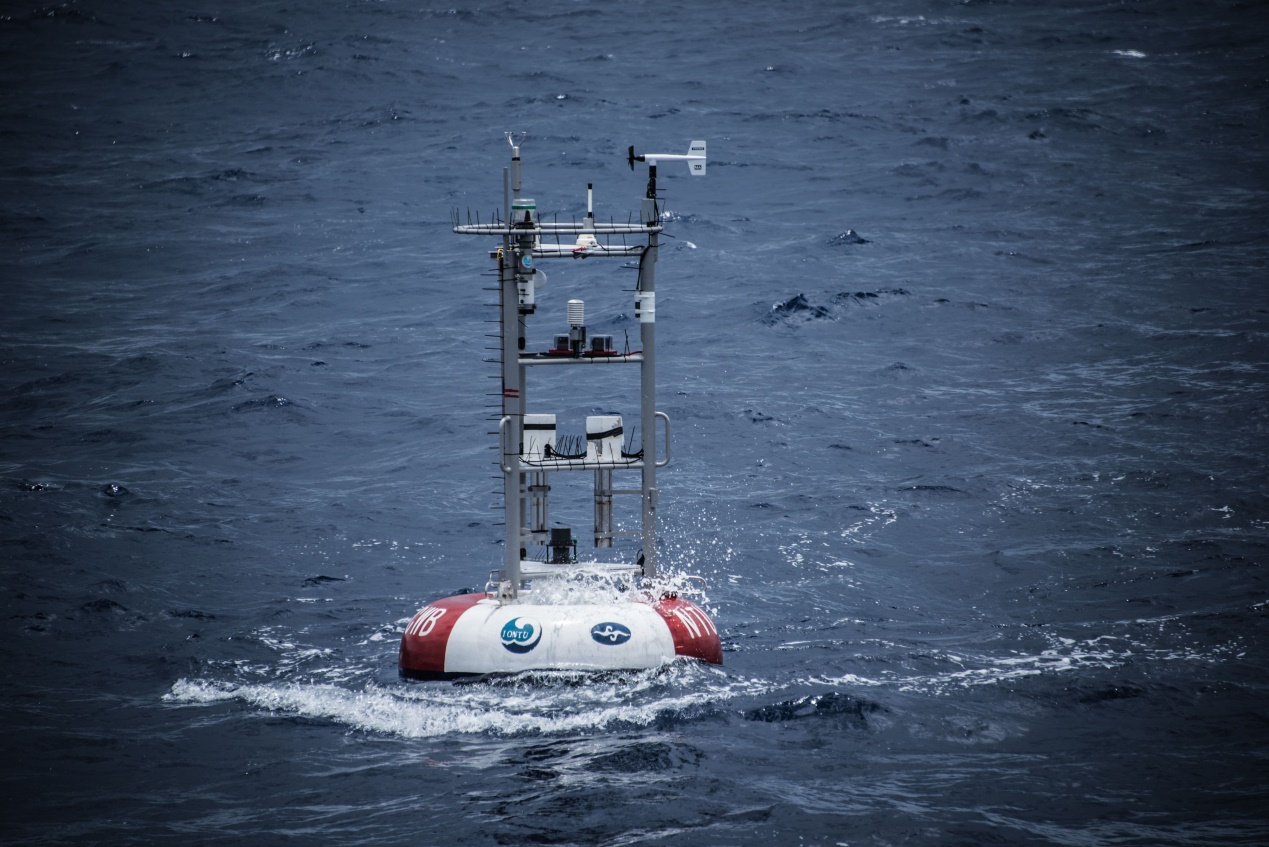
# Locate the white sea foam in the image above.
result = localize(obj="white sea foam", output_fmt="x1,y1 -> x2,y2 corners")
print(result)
164,613 -> 1247,741
809,629 -> 1245,695
165,662 -> 767,739
499,565 -> 713,607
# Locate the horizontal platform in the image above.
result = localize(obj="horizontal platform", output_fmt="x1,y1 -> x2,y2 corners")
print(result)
520,353 -> 643,366
532,244 -> 644,259
454,222 -> 660,236
516,560 -> 643,580
519,457 -> 644,471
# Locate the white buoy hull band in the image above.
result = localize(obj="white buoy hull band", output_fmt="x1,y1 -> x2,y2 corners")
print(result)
399,593 -> 722,680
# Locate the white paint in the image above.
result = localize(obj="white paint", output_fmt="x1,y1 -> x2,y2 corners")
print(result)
442,598 -> 677,674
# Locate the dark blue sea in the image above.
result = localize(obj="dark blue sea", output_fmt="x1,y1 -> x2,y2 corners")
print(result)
3,1 -> 1267,844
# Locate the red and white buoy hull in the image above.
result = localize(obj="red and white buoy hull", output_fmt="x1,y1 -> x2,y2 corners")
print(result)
399,592 -> 722,680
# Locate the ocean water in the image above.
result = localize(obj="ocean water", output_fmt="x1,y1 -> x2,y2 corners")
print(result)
2,1 -> 1267,844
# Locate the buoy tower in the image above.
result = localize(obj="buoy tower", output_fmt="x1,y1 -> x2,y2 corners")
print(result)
399,135 -> 720,679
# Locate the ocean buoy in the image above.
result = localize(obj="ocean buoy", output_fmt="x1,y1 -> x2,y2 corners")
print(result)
404,134 -> 719,680
399,589 -> 721,680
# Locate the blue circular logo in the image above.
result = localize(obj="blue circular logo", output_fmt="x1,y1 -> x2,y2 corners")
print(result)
500,617 -> 542,653
590,622 -> 632,646
520,254 -> 533,270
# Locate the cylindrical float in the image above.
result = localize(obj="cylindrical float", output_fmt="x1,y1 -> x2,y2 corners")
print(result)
400,591 -> 722,680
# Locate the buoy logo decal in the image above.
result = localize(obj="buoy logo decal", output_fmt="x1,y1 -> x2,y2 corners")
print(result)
590,622 -> 632,646
500,617 -> 542,653
405,606 -> 446,638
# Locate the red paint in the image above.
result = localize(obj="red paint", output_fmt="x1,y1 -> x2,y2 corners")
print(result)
399,592 -> 486,676
654,596 -> 723,665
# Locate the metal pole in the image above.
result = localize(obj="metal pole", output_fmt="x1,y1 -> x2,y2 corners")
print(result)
639,166 -> 658,578
594,468 -> 612,549
500,153 -> 523,597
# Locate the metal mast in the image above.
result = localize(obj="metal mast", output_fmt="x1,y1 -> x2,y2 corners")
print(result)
453,136 -> 704,600
500,132 -> 530,596
638,164 -> 659,578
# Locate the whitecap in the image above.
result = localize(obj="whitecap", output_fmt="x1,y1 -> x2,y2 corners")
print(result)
164,662 -> 768,739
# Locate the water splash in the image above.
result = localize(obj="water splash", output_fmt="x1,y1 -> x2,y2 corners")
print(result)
165,661 -> 768,739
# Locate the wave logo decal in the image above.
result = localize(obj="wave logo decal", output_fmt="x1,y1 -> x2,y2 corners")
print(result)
500,617 -> 542,654
590,622 -> 632,646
